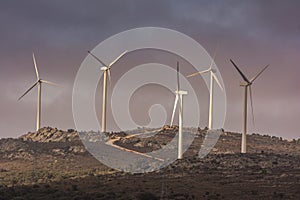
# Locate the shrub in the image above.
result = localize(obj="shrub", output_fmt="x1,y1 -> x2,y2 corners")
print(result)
137,192 -> 158,200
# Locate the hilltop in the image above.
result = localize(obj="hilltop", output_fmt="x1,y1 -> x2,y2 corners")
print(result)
0,127 -> 299,199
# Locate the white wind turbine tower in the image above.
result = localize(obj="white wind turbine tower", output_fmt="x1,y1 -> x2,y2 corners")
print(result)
18,53 -> 59,131
87,50 -> 127,133
187,54 -> 223,130
230,59 -> 269,153
170,62 -> 188,159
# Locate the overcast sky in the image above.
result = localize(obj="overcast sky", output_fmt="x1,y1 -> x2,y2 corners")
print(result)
0,0 -> 299,139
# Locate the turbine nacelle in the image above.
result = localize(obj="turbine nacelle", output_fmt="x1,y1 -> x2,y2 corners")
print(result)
100,66 -> 108,71
175,90 -> 188,95
240,82 -> 251,87
211,68 -> 217,73
88,50 -> 128,88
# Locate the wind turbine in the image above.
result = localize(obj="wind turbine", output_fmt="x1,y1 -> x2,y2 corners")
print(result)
230,59 -> 269,153
187,54 -> 223,130
18,53 -> 59,131
170,62 -> 188,159
87,50 -> 127,133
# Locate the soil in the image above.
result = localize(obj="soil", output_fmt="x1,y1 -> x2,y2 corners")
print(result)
0,126 -> 299,200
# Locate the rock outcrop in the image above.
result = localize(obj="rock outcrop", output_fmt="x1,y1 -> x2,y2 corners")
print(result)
20,127 -> 80,143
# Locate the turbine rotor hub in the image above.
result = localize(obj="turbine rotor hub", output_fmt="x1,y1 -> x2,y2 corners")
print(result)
175,90 -> 188,95
101,66 -> 108,71
240,82 -> 251,86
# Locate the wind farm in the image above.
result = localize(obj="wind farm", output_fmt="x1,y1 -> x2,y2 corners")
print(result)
1,47 -> 298,199
1,1 -> 300,199
10,42 -> 296,200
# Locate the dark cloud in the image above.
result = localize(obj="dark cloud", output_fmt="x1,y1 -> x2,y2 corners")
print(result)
0,0 -> 299,139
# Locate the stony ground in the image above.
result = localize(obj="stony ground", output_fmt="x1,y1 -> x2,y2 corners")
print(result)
0,127 -> 299,199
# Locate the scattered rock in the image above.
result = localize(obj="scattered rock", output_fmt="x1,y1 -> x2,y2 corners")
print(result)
52,148 -> 65,156
68,146 -> 86,154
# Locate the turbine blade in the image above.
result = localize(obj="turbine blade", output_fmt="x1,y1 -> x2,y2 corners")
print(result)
179,95 -> 183,117
108,50 -> 128,68
32,53 -> 40,80
41,80 -> 61,86
186,69 -> 210,77
212,72 -> 223,91
249,85 -> 255,126
87,51 -> 107,66
250,64 -> 269,83
18,81 -> 38,101
209,47 -> 218,70
177,61 -> 180,91
170,94 -> 179,126
230,59 -> 250,83
187,46 -> 218,78
107,69 -> 111,87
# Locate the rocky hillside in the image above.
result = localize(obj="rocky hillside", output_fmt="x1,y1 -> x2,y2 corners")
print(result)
0,127 -> 299,199
0,126 -> 297,160
7,126 -> 297,155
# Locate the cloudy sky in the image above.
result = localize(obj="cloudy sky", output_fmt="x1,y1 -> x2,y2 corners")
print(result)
0,0 -> 299,139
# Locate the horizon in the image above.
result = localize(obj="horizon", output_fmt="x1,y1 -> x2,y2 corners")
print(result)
4,126 -> 298,141
1,0 -> 300,139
